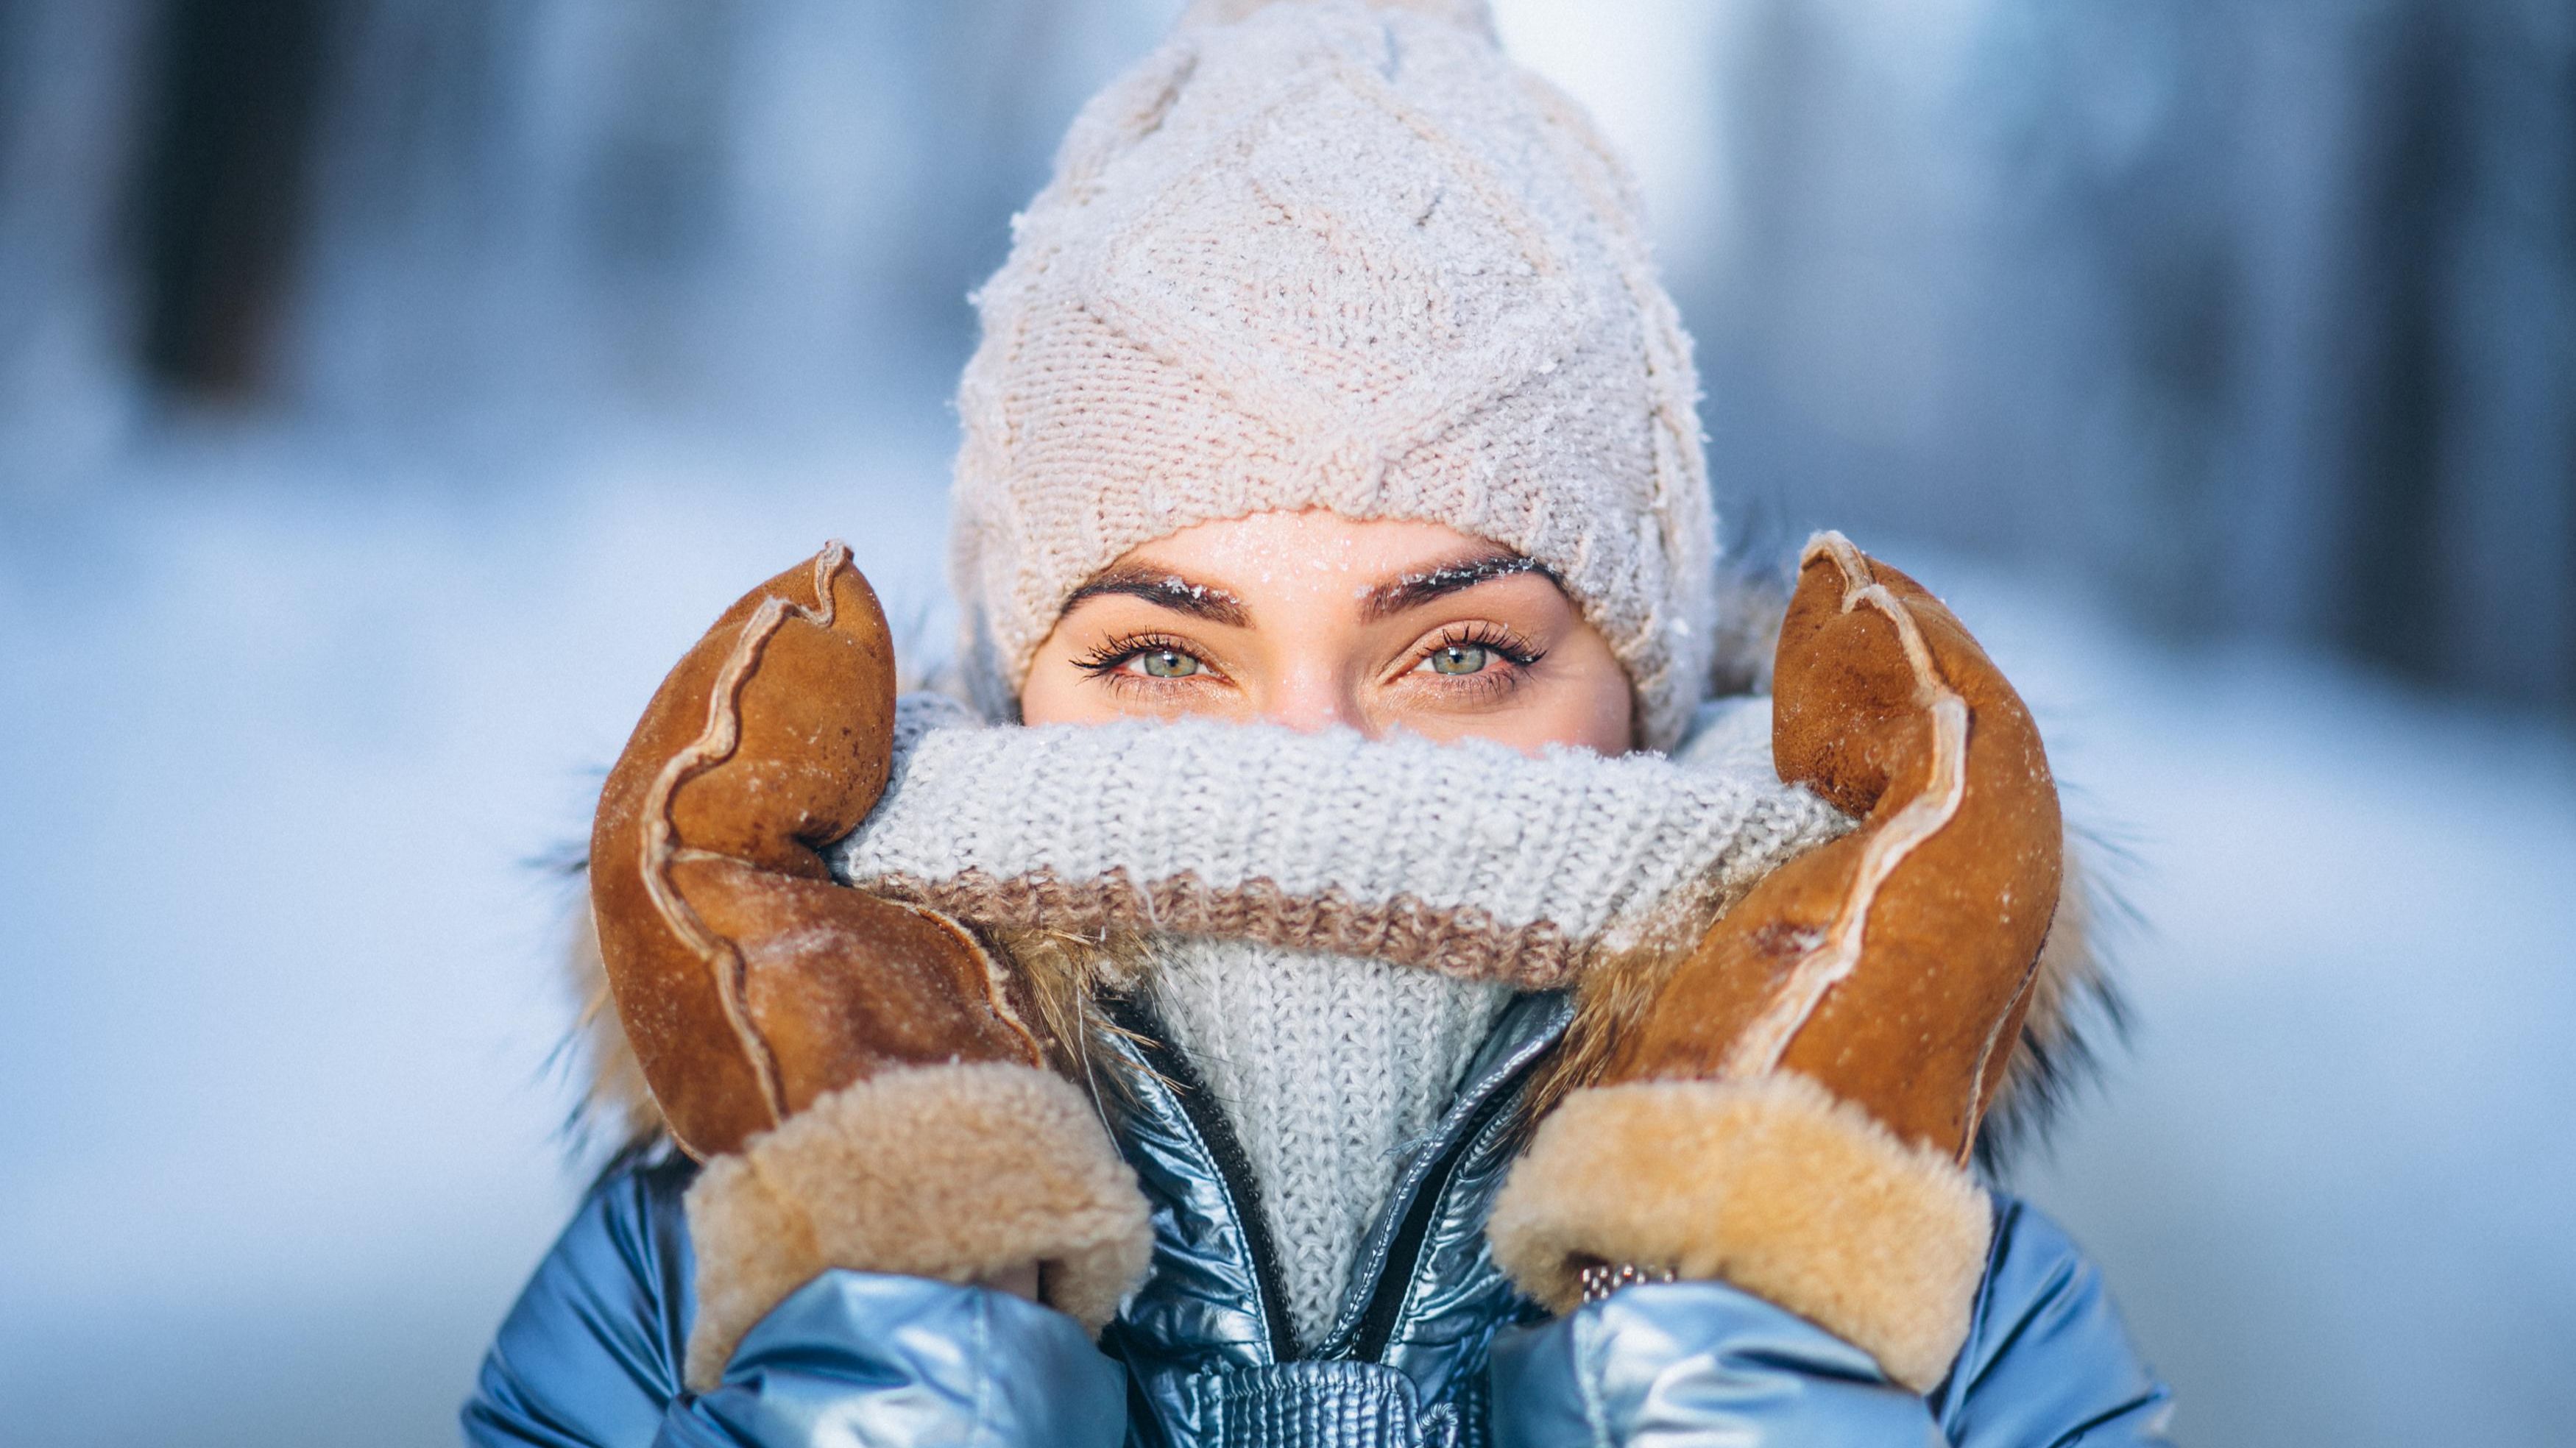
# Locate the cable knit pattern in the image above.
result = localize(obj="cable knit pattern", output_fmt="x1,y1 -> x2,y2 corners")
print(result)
1144,936 -> 1513,1349
832,695 -> 1850,987
949,0 -> 1718,748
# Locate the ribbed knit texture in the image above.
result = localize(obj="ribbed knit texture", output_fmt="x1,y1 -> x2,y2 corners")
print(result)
1145,936 -> 1513,1349
833,694 -> 1847,987
949,0 -> 1718,748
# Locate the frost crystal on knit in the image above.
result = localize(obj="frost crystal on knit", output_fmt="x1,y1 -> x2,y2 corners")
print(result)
1143,936 -> 1512,1349
950,0 -> 1717,748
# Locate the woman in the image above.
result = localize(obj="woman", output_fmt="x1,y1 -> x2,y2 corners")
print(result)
466,2 -> 2171,1444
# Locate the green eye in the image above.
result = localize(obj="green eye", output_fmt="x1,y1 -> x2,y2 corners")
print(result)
1137,648 -> 1201,678
1427,643 -> 1490,675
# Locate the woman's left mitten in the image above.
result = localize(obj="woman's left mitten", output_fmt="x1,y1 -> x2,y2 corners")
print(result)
1490,533 -> 2060,1393
590,543 -> 1151,1389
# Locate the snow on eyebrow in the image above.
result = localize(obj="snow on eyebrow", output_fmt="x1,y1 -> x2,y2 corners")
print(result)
1062,564 -> 1250,625
1362,553 -> 1551,620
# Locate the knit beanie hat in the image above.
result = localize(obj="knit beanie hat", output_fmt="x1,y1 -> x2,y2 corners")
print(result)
949,0 -> 1717,749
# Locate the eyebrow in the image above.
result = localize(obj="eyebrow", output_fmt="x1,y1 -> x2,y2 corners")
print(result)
1061,564 -> 1251,627
1359,552 -> 1551,622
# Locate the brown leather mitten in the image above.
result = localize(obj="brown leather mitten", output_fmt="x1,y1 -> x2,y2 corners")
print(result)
1490,532 -> 2061,1391
591,542 -> 1151,1388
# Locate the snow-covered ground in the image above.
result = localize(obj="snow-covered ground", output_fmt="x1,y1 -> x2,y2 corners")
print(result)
1,427 -> 2569,1447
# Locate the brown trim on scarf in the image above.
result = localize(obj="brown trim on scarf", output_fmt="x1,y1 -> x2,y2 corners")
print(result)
865,867 -> 1586,989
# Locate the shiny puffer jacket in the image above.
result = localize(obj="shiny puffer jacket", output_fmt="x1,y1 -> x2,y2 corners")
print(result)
464,993 -> 2171,1447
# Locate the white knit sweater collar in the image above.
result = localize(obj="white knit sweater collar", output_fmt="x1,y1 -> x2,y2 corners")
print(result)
1144,935 -> 1512,1349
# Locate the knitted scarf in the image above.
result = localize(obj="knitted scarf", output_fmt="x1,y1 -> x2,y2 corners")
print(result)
826,694 -> 1849,1346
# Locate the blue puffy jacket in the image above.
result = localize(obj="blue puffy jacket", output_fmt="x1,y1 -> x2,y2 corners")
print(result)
464,993 -> 2171,1447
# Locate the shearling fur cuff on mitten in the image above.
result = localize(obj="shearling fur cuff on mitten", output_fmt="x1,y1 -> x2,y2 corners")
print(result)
1486,1073 -> 1992,1393
680,1062 -> 1154,1390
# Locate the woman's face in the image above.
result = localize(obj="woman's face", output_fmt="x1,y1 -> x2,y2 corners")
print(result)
1019,510 -> 1635,755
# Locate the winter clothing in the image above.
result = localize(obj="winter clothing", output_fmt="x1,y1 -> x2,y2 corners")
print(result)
949,0 -> 1716,748
481,533 -> 2171,1443
499,0 -> 2172,1439
819,686 -> 1845,1352
830,691 -> 1847,989
465,995 -> 2172,1447
1142,936 -> 1513,1349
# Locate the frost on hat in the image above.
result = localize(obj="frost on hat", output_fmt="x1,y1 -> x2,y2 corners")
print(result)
949,0 -> 1716,748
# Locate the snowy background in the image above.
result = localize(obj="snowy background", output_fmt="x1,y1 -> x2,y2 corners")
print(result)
2,2 -> 2571,1444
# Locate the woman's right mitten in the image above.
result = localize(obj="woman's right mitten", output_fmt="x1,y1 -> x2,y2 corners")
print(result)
589,542 -> 1152,1389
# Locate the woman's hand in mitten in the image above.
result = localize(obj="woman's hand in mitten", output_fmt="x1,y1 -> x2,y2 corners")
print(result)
1491,531 -> 2060,1392
590,543 -> 1150,1389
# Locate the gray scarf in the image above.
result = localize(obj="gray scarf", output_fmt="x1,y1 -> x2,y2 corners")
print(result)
829,694 -> 1847,1343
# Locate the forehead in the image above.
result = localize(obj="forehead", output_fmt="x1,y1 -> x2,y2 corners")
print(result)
1114,510 -> 1513,584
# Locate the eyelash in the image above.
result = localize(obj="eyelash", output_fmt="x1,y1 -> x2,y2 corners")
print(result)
1074,632 -> 1214,688
1399,623 -> 1547,705
1415,622 -> 1546,672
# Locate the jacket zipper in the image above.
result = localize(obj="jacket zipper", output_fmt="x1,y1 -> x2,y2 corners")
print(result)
1345,1080 -> 1521,1360
1102,993 -> 1303,1360
1337,995 -> 1569,1362
1104,991 -> 1568,1366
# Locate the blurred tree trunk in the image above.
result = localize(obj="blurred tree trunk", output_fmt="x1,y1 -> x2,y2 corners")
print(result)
1696,0 -> 2576,716
131,0 -> 330,401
